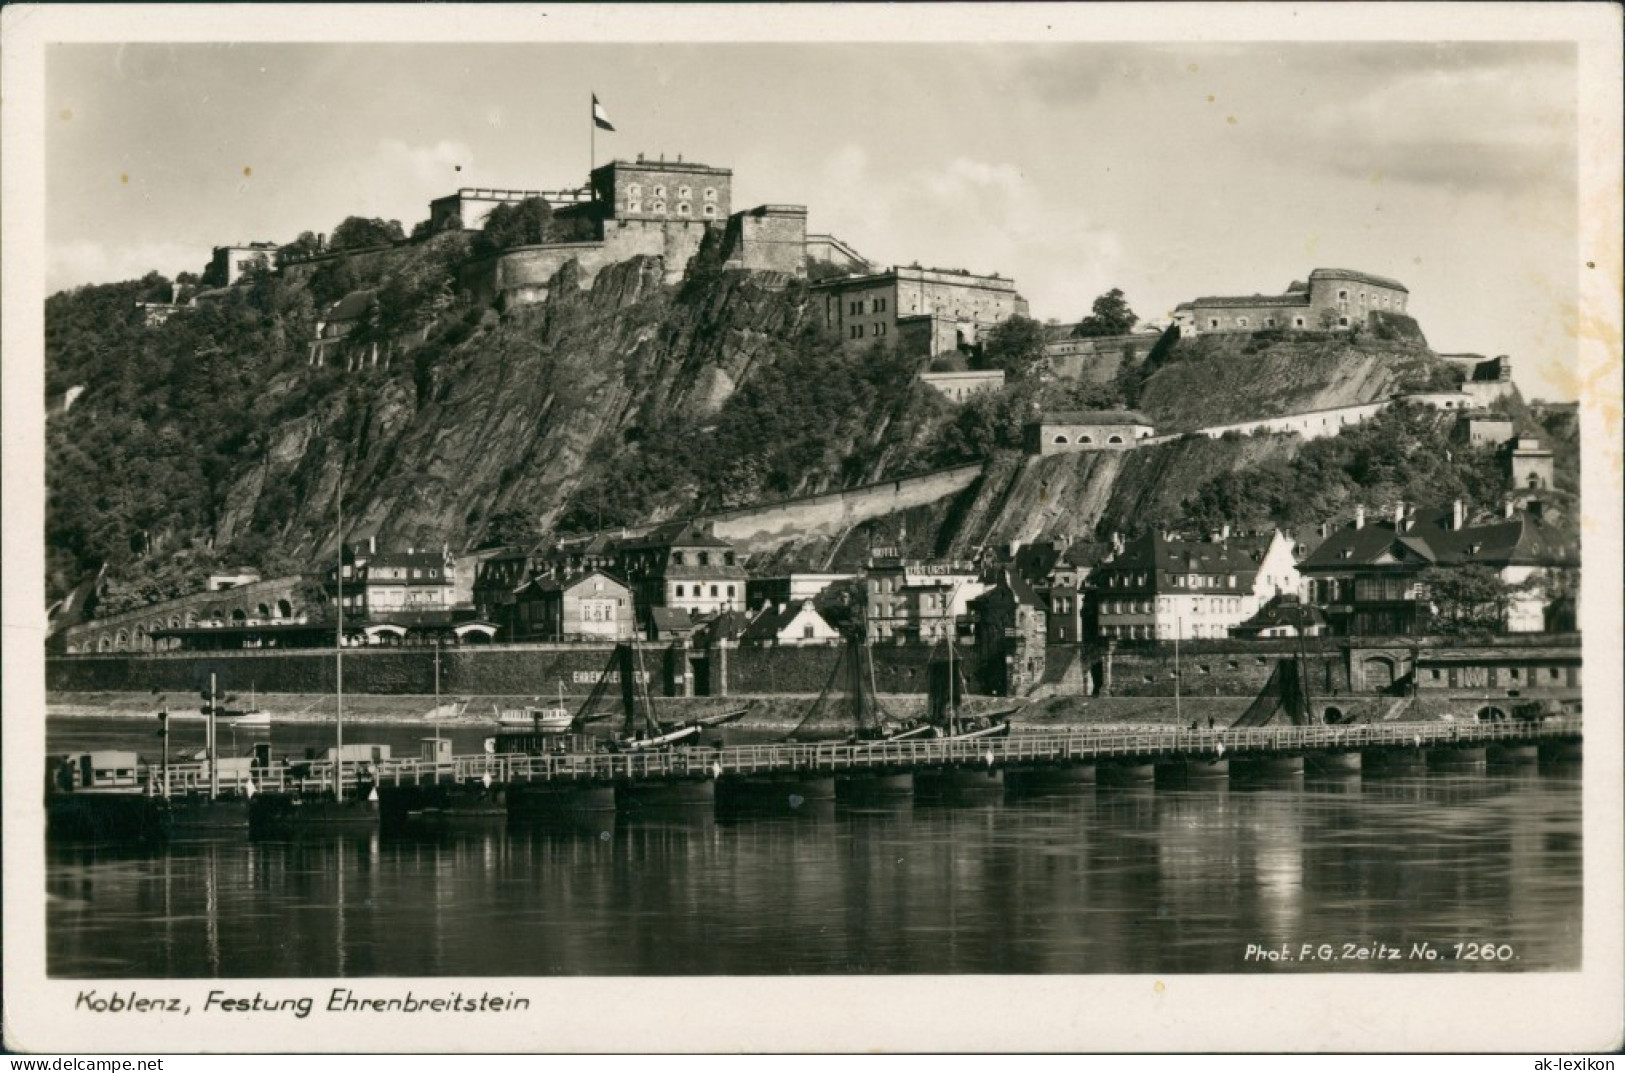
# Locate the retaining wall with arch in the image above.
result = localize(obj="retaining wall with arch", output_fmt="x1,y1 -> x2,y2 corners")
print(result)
59,575 -> 314,655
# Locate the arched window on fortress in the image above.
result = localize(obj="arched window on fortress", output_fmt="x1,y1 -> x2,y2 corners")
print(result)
1079,435 -> 1093,444
677,203 -> 690,216
651,200 -> 666,214
702,205 -> 716,218
678,185 -> 691,199
1053,435 -> 1069,445
1107,435 -> 1124,445
704,187 -> 717,202
628,183 -> 642,198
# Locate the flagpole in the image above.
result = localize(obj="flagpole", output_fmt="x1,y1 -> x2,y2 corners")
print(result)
590,91 -> 595,178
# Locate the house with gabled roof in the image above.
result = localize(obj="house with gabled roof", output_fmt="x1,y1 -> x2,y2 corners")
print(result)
1087,528 -> 1301,641
615,519 -> 747,618
1298,500 -> 1578,635
740,600 -> 841,647
511,569 -> 634,642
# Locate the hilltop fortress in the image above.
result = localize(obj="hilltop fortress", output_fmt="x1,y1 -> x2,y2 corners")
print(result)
1173,268 -> 1409,335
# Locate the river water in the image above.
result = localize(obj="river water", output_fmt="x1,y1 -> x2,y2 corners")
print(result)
45,718 -> 1581,977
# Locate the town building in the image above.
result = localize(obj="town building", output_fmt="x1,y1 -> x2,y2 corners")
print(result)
745,571 -> 857,612
615,520 -> 747,618
1297,501 -> 1578,636
472,546 -> 551,637
308,289 -> 379,367
1171,268 -> 1409,336
863,549 -> 988,644
969,571 -> 1047,696
1088,529 -> 1302,641
812,265 -> 1027,356
740,601 -> 842,647
1024,411 -> 1157,455
1501,435 -> 1555,492
1455,412 -> 1517,449
512,570 -> 635,642
206,242 -> 280,287
1231,594 -> 1328,638
1411,645 -> 1581,720
918,368 -> 1006,403
334,541 -> 457,619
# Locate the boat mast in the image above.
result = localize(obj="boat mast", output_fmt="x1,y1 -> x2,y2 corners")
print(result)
335,490 -> 345,797
1174,616 -> 1183,726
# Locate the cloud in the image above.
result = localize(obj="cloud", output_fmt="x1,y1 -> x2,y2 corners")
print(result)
47,238 -> 207,295
807,146 -> 1122,321
1281,55 -> 1576,195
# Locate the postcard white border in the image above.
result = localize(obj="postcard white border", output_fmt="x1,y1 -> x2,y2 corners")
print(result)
4,2 -> 1621,1054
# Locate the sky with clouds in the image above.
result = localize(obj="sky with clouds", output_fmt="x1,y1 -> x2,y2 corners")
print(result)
47,41 -> 1579,399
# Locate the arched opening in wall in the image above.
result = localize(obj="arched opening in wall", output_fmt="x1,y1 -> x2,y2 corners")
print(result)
184,610 -> 197,627
1527,473 -> 1543,489
277,599 -> 293,619
169,615 -> 181,628
1107,435 -> 1124,445
231,609 -> 247,626
1361,655 -> 1396,691
256,603 -> 271,619
114,629 -> 129,652
1322,705 -> 1346,725
1052,435 -> 1069,445
66,643 -> 79,654
1078,435 -> 1094,445
97,636 -> 112,653
1476,705 -> 1508,723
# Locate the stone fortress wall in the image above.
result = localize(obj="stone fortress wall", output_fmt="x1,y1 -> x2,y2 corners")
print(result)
1174,268 -> 1410,336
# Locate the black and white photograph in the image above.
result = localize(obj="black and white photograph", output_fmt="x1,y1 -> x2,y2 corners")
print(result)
3,3 -> 1621,1055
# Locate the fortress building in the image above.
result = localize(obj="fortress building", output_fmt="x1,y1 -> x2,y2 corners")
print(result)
429,186 -> 594,232
1172,268 -> 1409,336
812,265 -> 1027,357
206,242 -> 280,287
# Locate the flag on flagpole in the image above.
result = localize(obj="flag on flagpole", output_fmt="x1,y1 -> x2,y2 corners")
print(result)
592,94 -> 616,132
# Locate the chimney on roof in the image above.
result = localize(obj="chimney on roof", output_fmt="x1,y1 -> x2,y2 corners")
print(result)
1317,521 -> 1330,539
1393,502 -> 1405,527
1452,499 -> 1465,531
1354,506 -> 1365,530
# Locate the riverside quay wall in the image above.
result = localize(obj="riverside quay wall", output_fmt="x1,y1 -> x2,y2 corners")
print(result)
46,642 -> 990,700
47,634 -> 1581,702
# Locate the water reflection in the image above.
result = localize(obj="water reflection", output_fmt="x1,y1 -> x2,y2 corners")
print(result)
48,767 -> 1581,977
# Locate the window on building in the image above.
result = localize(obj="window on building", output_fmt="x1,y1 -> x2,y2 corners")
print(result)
677,203 -> 691,216
1053,434 -> 1069,445
698,552 -> 710,567
678,185 -> 692,199
673,552 -> 685,565
651,200 -> 666,213
1107,435 -> 1124,445
653,185 -> 666,198
710,585 -> 719,597
1338,289 -> 1349,300
1080,435 -> 1094,444
704,187 -> 717,202
628,184 -> 642,198
1265,317 -> 1276,327
1237,317 -> 1249,328
727,585 -> 735,598
803,624 -> 815,639
850,325 -> 863,339
676,585 -> 685,597
1209,319 -> 1220,329
1294,317 -> 1306,328
874,298 -> 887,312
703,205 -> 717,218
1338,317 -> 1350,327
873,323 -> 885,336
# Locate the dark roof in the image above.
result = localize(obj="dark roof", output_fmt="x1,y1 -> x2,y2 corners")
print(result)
365,551 -> 451,571
1059,541 -> 1109,568
325,289 -> 378,322
1234,596 -> 1326,634
1034,410 -> 1153,426
1095,532 -> 1277,585
1309,268 -> 1408,294
695,609 -> 755,644
516,569 -> 629,596
645,606 -> 697,633
1299,505 -> 1578,572
740,602 -> 829,643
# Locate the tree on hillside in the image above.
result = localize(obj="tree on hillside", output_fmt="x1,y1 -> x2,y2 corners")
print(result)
1072,288 -> 1139,338
330,217 -> 405,251
1421,564 -> 1512,634
278,231 -> 323,265
980,315 -> 1047,380
476,198 -> 556,256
